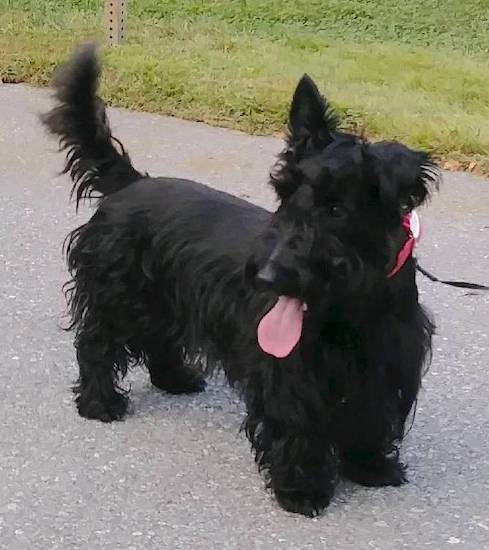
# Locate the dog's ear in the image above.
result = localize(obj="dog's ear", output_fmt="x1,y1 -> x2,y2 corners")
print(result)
288,75 -> 339,149
366,141 -> 439,214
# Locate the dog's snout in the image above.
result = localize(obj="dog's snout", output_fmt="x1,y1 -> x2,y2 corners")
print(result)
254,264 -> 277,291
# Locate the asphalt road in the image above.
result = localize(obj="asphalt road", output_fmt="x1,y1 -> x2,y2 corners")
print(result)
1,84 -> 488,550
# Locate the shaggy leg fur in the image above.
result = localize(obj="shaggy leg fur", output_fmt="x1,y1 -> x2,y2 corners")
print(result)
269,436 -> 338,517
243,364 -> 338,517
337,389 -> 408,487
337,393 -> 408,487
74,323 -> 130,422
338,312 -> 432,487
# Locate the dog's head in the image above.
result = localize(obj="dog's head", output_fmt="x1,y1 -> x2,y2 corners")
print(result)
246,75 -> 438,357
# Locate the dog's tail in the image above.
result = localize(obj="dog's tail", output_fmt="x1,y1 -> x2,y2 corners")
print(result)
42,43 -> 142,209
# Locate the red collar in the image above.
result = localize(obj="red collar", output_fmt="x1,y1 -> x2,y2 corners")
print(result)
387,211 -> 420,278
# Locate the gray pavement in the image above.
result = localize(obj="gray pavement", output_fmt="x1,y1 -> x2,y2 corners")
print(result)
1,84 -> 488,550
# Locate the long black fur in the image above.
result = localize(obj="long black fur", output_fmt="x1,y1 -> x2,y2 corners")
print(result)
43,44 -> 438,516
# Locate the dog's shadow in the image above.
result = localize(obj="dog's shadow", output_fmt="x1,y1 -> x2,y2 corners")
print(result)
127,371 -> 246,432
126,372 -> 385,510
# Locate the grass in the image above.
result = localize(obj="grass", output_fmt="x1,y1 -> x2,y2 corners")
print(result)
1,0 -> 489,173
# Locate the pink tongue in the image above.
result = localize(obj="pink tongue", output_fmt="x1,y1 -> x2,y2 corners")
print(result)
257,296 -> 304,358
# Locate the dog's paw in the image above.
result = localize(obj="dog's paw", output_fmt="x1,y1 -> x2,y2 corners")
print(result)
150,365 -> 207,395
342,455 -> 408,487
76,392 -> 130,422
274,487 -> 332,517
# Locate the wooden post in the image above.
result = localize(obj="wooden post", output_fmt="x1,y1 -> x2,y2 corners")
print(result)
105,0 -> 126,45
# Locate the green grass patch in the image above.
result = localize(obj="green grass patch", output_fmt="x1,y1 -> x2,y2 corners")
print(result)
1,0 -> 489,173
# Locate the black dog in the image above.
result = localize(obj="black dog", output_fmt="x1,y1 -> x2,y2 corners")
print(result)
43,44 -> 437,516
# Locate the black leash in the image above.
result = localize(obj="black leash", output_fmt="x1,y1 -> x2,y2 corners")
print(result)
416,262 -> 489,291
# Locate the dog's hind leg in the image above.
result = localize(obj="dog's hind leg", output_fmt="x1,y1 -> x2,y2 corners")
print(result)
65,221 -> 145,422
74,318 -> 130,422
145,337 -> 206,394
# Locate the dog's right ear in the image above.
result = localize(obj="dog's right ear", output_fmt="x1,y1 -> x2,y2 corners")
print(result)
288,75 -> 339,149
366,141 -> 439,215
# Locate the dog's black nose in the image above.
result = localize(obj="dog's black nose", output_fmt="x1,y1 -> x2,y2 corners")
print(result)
255,264 -> 276,291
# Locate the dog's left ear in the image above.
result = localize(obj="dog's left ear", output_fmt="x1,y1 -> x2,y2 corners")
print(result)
288,75 -> 339,149
366,141 -> 439,214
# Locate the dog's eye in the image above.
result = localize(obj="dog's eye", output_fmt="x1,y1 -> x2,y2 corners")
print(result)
326,203 -> 346,219
400,201 -> 412,215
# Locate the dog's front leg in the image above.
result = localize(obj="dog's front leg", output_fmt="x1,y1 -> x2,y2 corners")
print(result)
242,360 -> 338,517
